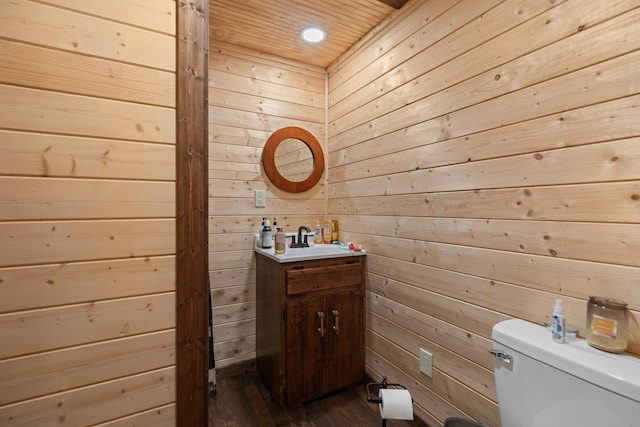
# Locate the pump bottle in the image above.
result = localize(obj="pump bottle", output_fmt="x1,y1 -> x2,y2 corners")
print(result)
261,218 -> 272,249
314,220 -> 322,244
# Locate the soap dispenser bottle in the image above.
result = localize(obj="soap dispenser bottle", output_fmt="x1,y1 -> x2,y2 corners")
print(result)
551,299 -> 565,343
314,220 -> 322,244
261,218 -> 272,249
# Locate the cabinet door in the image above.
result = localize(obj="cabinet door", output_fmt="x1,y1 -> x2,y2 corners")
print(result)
286,294 -> 328,406
327,288 -> 363,392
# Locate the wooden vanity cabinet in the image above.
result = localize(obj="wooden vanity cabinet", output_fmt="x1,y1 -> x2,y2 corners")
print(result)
256,252 -> 365,408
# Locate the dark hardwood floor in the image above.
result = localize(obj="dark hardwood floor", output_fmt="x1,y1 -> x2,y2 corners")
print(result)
209,370 -> 416,426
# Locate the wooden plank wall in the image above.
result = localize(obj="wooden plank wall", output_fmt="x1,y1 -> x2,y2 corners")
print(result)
208,40 -> 326,368
327,0 -> 640,426
0,1 -> 177,425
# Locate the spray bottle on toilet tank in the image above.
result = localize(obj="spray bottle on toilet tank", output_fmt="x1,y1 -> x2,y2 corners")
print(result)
551,299 -> 566,343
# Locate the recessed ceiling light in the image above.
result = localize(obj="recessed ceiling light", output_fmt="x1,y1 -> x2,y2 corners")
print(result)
301,27 -> 325,43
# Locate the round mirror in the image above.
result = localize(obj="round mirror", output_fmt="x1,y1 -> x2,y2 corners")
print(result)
274,138 -> 315,183
262,127 -> 324,193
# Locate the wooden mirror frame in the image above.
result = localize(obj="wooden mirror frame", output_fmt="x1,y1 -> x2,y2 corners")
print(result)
262,126 -> 324,193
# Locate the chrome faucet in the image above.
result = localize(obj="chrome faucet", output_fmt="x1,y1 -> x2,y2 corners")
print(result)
291,226 -> 311,248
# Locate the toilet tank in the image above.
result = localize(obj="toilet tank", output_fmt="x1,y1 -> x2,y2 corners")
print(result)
491,319 -> 640,427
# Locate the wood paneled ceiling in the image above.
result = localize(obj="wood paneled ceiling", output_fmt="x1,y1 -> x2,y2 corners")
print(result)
209,0 -> 409,68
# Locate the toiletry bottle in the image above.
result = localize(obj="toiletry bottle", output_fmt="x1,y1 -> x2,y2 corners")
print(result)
258,217 -> 266,247
331,219 -> 339,243
272,217 -> 277,244
323,219 -> 332,244
314,220 -> 322,244
551,299 -> 565,343
274,227 -> 286,254
261,218 -> 272,249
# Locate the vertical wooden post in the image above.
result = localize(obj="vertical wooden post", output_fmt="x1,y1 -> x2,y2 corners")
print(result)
176,0 -> 209,425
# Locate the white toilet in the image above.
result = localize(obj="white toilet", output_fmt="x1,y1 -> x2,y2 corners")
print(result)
490,319 -> 640,427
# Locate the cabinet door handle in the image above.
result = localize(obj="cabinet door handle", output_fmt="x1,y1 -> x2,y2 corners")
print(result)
332,310 -> 340,335
317,311 -> 325,338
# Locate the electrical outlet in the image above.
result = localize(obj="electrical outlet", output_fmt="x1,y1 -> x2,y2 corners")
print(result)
419,348 -> 432,378
255,190 -> 266,208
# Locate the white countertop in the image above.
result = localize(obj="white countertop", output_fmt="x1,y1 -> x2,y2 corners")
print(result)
254,239 -> 366,263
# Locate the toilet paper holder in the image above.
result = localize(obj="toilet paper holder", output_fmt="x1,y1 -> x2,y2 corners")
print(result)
366,376 -> 413,426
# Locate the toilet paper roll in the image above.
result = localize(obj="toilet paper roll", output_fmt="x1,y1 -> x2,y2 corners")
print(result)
378,388 -> 414,420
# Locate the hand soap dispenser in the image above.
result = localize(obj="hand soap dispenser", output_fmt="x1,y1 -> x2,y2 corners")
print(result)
261,218 -> 272,249
314,220 -> 322,244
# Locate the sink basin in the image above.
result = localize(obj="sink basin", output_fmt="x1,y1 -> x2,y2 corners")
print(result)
255,242 -> 365,262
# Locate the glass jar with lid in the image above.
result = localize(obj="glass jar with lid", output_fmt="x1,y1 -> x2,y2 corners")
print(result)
585,296 -> 628,353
